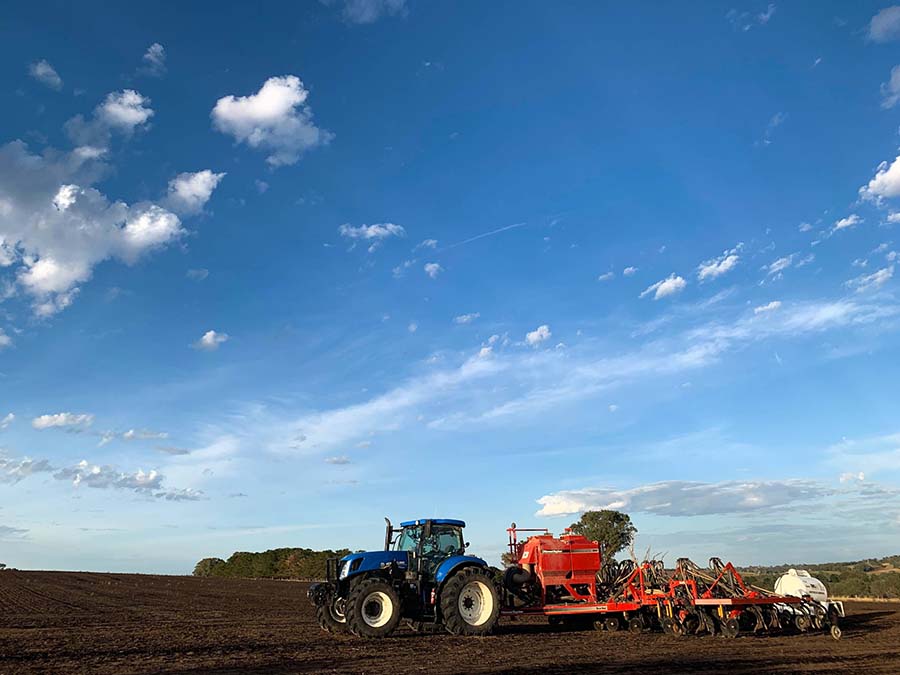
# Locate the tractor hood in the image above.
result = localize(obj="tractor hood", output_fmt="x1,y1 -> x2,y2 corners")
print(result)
338,550 -> 410,579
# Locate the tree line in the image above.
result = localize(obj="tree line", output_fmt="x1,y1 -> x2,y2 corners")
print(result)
193,547 -> 350,580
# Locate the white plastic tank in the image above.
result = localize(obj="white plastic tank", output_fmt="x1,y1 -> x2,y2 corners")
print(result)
775,569 -> 844,616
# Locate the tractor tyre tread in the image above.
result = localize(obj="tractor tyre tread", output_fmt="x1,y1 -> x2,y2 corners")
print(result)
346,577 -> 401,639
315,600 -> 347,633
440,566 -> 500,636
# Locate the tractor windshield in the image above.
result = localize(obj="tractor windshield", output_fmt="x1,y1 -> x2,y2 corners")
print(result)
396,526 -> 421,552
422,525 -> 464,556
395,523 -> 464,556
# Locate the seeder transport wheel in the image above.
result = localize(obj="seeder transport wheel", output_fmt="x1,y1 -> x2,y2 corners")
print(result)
830,624 -> 842,640
604,616 -> 621,632
628,617 -> 644,634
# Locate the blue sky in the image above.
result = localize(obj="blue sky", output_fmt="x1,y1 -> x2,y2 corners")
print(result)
3,0 -> 900,573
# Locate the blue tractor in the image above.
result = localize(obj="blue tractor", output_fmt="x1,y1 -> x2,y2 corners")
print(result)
308,518 -> 500,638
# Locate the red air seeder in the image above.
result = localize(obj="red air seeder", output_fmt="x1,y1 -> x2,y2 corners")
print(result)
499,524 -> 842,639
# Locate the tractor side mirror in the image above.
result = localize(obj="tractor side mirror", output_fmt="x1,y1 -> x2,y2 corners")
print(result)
465,542 -> 470,550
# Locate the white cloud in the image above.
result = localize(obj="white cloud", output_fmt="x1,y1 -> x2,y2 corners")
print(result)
0,455 -> 53,483
623,266 -> 638,276
28,60 -> 62,90
186,268 -> 209,281
424,262 -> 443,279
415,239 -> 438,250
726,4 -> 776,31
597,271 -> 614,282
840,472 -> 866,483
211,75 -> 332,167
860,156 -> 900,202
0,90 -> 183,315
63,90 -> 153,152
845,266 -> 894,293
765,254 -> 796,277
392,259 -> 415,278
339,0 -> 406,24
697,243 -> 742,281
0,413 -> 14,430
0,329 -> 11,350
52,459 -> 201,500
477,346 -> 493,358
31,412 -> 94,430
339,222 -> 405,244
640,274 -> 686,300
98,90 -> 154,131
193,330 -> 229,351
122,429 -> 169,442
759,111 -> 786,145
162,170 -> 225,215
325,456 -> 351,465
799,222 -> 813,232
407,321 -> 418,333
833,214 -> 862,232
608,404 -> 618,413
139,43 -> 166,77
536,478 -> 833,517
525,324 -> 551,347
453,312 -> 480,324
881,65 -> 900,109
869,6 -> 900,42
888,212 -> 900,224
754,300 -> 782,314
255,179 -> 269,194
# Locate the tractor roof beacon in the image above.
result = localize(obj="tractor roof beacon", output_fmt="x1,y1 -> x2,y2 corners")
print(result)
308,517 -> 500,638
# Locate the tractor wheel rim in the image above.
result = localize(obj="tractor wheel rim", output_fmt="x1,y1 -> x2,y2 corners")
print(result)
362,591 -> 393,628
458,580 -> 493,626
330,598 -> 346,623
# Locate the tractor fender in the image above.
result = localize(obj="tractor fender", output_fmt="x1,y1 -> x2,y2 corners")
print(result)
434,555 -> 488,585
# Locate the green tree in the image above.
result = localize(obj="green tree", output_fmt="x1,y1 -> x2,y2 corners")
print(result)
569,510 -> 636,560
500,551 -> 517,567
193,557 -> 226,577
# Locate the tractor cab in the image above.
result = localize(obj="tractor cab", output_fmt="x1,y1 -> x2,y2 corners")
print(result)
389,519 -> 467,574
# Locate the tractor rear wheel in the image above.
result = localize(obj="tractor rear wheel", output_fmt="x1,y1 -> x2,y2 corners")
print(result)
315,595 -> 348,633
441,567 -> 500,636
346,578 -> 401,638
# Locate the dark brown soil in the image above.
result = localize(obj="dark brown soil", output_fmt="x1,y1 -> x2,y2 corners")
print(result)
0,571 -> 898,674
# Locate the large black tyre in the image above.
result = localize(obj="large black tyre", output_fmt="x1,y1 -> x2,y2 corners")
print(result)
440,566 -> 500,636
315,595 -> 348,633
346,578 -> 401,638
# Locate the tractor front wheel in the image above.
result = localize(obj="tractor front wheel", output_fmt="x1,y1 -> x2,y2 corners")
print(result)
441,567 -> 500,636
315,594 -> 348,633
346,578 -> 401,638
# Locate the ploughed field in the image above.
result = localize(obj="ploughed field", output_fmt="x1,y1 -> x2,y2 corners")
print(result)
0,571 -> 898,674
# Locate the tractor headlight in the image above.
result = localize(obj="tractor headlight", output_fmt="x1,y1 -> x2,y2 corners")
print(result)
339,561 -> 350,580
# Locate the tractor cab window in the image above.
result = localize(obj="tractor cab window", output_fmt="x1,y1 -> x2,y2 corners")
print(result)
396,526 -> 421,552
421,525 -> 464,557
